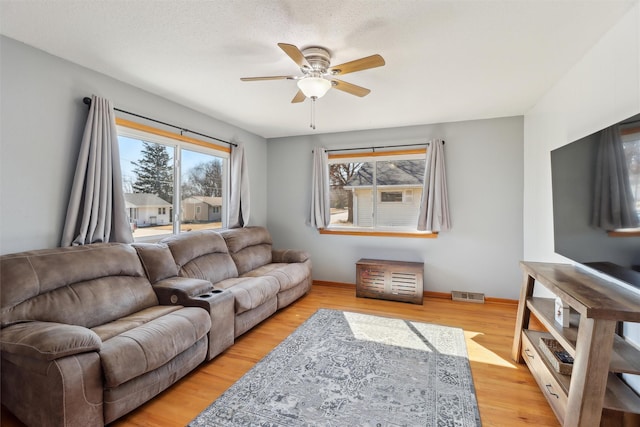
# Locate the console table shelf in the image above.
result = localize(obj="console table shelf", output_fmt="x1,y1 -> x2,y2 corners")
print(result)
512,262 -> 640,427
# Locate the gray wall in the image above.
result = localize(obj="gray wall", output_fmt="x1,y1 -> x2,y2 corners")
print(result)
267,116 -> 524,299
0,36 -> 524,299
0,36 -> 268,254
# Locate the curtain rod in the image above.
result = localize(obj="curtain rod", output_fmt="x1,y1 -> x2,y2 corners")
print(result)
322,141 -> 443,153
82,97 -> 237,148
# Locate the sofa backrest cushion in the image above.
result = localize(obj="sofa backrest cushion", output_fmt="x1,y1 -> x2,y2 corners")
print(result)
219,226 -> 273,276
1,243 -> 157,329
132,243 -> 179,283
160,230 -> 239,284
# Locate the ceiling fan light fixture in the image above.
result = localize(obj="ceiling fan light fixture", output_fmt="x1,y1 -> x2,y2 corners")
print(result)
297,76 -> 331,99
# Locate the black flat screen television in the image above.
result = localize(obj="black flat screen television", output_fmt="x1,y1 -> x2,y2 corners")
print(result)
551,113 -> 640,290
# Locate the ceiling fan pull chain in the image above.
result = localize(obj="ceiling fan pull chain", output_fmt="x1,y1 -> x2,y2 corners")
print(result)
310,97 -> 316,130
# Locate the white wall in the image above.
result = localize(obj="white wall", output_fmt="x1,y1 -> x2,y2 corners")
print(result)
0,36 -> 268,254
267,116 -> 524,299
524,5 -> 640,263
523,3 -> 640,392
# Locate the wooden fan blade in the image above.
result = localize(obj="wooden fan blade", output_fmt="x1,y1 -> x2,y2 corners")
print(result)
328,54 -> 385,76
330,79 -> 371,97
240,76 -> 295,81
278,43 -> 311,69
291,90 -> 306,103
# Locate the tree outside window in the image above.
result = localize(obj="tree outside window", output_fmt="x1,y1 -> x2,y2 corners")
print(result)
131,142 -> 173,204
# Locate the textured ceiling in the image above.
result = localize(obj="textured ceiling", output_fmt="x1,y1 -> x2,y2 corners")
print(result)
1,0 -> 637,138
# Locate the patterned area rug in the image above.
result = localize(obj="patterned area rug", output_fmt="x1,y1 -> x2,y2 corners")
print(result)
189,309 -> 481,426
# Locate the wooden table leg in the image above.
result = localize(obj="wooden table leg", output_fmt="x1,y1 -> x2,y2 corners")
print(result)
563,317 -> 616,427
511,271 -> 535,362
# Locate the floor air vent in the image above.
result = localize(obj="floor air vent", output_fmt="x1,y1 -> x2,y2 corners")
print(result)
451,290 -> 485,303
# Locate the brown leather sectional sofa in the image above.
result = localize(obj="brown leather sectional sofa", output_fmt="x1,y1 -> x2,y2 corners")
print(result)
0,226 -> 311,427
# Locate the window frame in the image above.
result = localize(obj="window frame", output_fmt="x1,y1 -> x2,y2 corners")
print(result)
610,125 -> 640,237
324,148 -> 437,238
116,118 -> 230,242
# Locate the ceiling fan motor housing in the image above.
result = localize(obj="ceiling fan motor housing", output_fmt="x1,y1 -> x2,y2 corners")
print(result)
301,47 -> 331,74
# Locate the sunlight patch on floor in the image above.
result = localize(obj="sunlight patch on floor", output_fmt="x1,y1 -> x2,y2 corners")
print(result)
343,312 -> 521,369
464,330 -> 517,368
345,311 -> 432,351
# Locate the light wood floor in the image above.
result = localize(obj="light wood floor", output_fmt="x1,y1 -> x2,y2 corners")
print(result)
2,284 -> 559,426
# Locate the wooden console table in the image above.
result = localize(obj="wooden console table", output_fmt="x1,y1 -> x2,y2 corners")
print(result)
356,258 -> 424,304
512,262 -> 640,427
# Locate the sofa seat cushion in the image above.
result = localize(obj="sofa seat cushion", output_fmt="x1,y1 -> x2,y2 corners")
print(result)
91,305 -> 184,341
99,307 -> 210,388
241,262 -> 311,292
216,276 -> 279,315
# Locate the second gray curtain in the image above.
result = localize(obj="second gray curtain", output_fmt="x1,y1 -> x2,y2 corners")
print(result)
228,142 -> 250,228
61,95 -> 132,246
592,124 -> 638,230
417,139 -> 450,232
308,147 -> 330,229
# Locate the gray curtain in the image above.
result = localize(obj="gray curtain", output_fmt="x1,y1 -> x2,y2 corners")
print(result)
417,139 -> 451,232
592,124 -> 639,230
61,95 -> 132,246
228,142 -> 250,228
308,147 -> 330,229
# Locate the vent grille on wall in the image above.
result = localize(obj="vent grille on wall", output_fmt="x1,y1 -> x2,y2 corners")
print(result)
451,290 -> 485,303
390,272 -> 420,296
359,269 -> 386,293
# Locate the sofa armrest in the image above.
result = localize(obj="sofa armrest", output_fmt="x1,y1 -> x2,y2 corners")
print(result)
1,321 -> 102,361
153,276 -> 214,304
272,249 -> 310,263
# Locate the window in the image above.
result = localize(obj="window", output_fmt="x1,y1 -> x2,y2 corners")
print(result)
381,191 -> 403,203
380,189 -> 414,203
328,151 -> 426,232
621,127 -> 640,222
118,120 -> 229,241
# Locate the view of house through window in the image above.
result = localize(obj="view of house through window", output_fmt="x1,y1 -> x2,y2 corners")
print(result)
329,152 -> 426,231
118,126 -> 228,240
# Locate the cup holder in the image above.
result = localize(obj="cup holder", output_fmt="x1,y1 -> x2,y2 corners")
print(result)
198,289 -> 224,298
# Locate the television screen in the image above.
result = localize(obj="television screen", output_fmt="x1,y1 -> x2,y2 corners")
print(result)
551,113 -> 640,289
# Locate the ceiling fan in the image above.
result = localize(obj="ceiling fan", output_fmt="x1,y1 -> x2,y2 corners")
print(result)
240,43 -> 385,103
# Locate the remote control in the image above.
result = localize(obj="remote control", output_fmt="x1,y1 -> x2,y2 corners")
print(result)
554,350 -> 574,364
